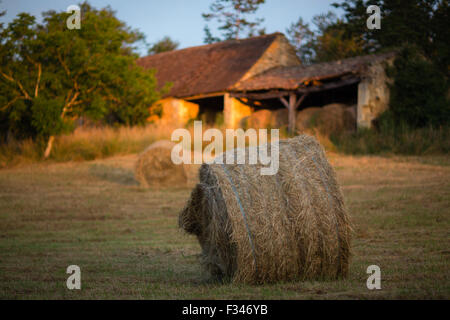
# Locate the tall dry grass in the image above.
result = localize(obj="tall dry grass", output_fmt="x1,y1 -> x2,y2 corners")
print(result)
0,122 -> 285,169
3,119 -> 444,169
0,124 -> 174,168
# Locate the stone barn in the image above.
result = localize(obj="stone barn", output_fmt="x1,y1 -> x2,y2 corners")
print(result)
137,32 -> 394,132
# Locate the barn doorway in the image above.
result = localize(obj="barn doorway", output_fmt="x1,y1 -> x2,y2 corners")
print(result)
187,95 -> 224,125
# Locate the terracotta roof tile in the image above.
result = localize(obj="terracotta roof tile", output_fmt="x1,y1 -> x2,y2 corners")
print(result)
137,33 -> 283,98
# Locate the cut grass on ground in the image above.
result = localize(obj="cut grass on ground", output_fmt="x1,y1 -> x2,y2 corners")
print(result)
0,153 -> 449,299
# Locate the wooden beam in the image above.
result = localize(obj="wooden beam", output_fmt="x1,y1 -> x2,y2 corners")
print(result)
229,76 -> 360,100
294,93 -> 307,109
287,93 -> 297,135
297,77 -> 360,94
279,96 -> 289,108
184,91 -> 227,100
230,90 -> 291,100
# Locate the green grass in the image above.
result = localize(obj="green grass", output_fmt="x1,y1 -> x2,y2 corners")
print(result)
0,153 -> 449,299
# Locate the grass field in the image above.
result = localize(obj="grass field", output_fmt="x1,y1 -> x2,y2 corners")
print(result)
0,152 -> 449,299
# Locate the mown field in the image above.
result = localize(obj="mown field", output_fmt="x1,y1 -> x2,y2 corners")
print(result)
0,152 -> 449,299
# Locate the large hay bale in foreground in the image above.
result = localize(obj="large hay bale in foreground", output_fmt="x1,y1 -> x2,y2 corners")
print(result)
135,140 -> 187,187
179,135 -> 351,284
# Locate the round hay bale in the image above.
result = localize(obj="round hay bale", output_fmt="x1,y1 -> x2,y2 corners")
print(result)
270,108 -> 288,128
296,104 -> 356,135
241,108 -> 289,129
179,135 -> 352,284
135,140 -> 187,188
244,109 -> 273,129
316,103 -> 356,135
296,107 -> 322,132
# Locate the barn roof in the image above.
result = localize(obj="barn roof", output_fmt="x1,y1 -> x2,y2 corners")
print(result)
233,52 -> 395,92
137,33 -> 284,98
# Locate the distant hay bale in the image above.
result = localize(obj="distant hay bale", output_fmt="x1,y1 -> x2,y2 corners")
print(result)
241,109 -> 272,129
135,140 -> 187,188
241,108 -> 289,129
296,104 -> 356,135
317,104 -> 356,135
271,108 -> 288,128
296,107 -> 322,132
179,135 -> 351,284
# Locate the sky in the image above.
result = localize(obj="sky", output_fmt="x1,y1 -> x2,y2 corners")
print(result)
1,0 -> 344,55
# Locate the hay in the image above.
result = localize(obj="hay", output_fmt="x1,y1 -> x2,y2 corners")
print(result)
135,140 -> 187,188
296,107 -> 322,132
271,108 -> 288,128
296,104 -> 356,136
241,109 -> 272,129
179,134 -> 351,284
241,108 -> 289,129
317,104 -> 356,135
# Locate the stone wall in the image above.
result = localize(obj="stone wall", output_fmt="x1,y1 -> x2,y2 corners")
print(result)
227,34 -> 299,128
239,34 -> 301,82
149,34 -> 300,129
357,58 -> 393,128
149,98 -> 199,127
224,93 -> 253,128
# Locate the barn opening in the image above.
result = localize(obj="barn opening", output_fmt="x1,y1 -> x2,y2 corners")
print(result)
187,95 -> 224,125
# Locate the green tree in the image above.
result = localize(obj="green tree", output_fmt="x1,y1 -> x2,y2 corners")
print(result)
331,0 -> 450,127
0,3 -> 164,157
285,17 -> 315,64
332,0 -> 449,65
148,36 -> 179,55
202,0 -> 266,43
385,46 -> 449,128
286,12 -> 365,64
311,12 -> 365,62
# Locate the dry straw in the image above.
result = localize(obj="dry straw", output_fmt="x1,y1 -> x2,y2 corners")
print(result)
179,134 -> 351,284
296,103 -> 356,136
135,140 -> 187,188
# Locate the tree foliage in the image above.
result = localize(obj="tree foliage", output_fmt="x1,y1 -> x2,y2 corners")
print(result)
202,0 -> 266,43
286,0 -> 449,128
328,0 -> 449,128
148,36 -> 179,55
385,46 -> 449,128
288,0 -> 449,66
285,17 -> 315,64
286,12 -> 364,64
0,3 -> 164,156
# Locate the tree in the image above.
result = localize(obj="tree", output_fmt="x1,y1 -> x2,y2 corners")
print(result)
288,0 -> 449,66
329,0 -> 449,127
286,12 -> 365,64
286,17 -> 315,64
0,3 -> 164,157
202,0 -> 266,43
312,12 -> 365,62
386,46 -> 449,128
332,0 -> 449,62
148,36 -> 179,55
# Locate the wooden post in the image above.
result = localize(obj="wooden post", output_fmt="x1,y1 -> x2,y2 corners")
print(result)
288,93 -> 296,135
280,92 -> 307,135
280,94 -> 296,135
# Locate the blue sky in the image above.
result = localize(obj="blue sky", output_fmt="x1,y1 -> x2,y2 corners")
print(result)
1,0 -> 344,55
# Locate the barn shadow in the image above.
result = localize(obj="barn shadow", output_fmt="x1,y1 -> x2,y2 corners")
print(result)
89,164 -> 138,186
